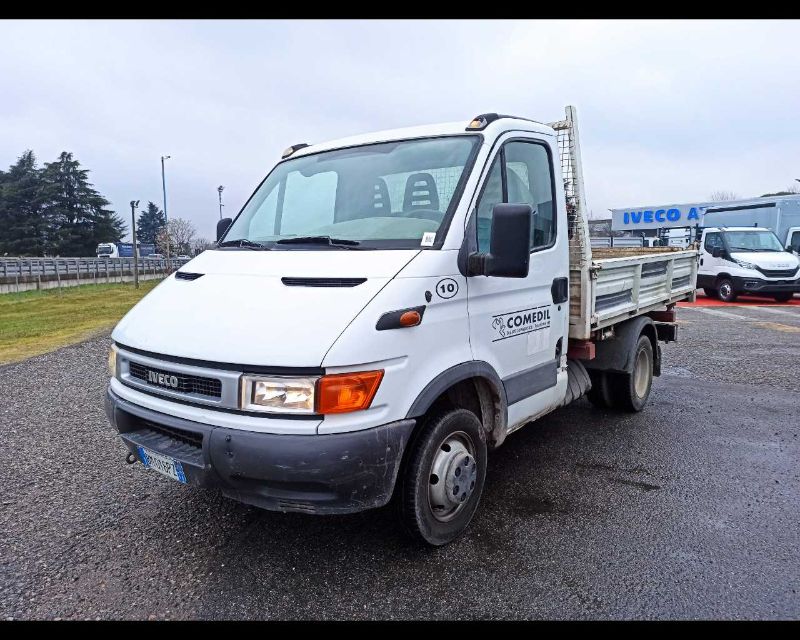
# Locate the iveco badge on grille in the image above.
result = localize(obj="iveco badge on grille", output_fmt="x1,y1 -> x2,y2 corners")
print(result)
148,370 -> 179,388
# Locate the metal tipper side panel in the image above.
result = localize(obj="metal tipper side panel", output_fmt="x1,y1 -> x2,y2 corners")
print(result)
548,105 -> 594,340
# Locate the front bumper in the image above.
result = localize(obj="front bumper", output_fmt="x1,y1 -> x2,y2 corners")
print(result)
731,276 -> 800,295
105,388 -> 415,515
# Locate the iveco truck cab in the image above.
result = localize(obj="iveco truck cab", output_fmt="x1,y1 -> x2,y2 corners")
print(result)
697,227 -> 800,302
105,107 -> 697,545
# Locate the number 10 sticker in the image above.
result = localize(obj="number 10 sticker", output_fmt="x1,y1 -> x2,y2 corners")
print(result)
436,278 -> 459,299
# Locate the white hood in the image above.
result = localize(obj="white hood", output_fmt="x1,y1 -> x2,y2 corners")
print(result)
730,251 -> 800,270
112,249 -> 419,367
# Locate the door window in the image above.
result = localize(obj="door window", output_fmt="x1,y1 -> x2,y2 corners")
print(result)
704,232 -> 723,253
473,140 -> 556,253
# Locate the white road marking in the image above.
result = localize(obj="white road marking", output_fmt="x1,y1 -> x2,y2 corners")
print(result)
753,306 -> 800,317
692,307 -> 753,321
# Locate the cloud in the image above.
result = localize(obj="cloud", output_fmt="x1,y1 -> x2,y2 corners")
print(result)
0,19 -> 798,238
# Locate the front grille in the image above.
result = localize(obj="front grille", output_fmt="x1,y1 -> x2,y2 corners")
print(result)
129,361 -> 222,398
756,266 -> 799,278
141,419 -> 203,448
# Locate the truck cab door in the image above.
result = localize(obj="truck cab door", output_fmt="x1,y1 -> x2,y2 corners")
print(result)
465,135 -> 569,431
787,228 -> 800,254
700,231 -> 724,272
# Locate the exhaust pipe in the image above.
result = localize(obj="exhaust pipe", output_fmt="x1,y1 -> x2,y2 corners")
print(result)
126,452 -> 137,465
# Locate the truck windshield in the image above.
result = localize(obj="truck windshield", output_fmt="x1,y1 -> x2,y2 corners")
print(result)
222,136 -> 480,249
97,244 -> 113,254
724,230 -> 784,252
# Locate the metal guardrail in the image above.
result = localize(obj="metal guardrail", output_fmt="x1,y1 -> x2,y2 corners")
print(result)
0,256 -> 189,292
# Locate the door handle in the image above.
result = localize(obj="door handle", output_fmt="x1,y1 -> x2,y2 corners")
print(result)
700,258 -> 703,265
551,277 -> 568,304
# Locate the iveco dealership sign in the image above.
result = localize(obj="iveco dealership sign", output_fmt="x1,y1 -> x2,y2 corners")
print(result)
611,202 -> 711,231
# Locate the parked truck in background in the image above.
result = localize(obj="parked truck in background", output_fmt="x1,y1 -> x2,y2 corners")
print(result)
105,106 -> 698,545
702,196 -> 800,254
697,226 -> 800,302
96,242 -> 156,259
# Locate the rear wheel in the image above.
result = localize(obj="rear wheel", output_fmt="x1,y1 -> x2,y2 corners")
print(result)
702,287 -> 717,298
773,293 -> 793,303
716,278 -> 738,302
586,370 -> 616,409
398,409 -> 487,546
611,335 -> 654,412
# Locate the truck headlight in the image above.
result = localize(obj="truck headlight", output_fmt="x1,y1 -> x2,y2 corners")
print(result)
239,370 -> 384,415
240,376 -> 317,414
108,346 -> 117,377
736,259 -> 757,270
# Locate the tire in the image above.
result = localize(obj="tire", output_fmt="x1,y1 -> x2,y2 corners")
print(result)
586,370 -> 616,409
702,287 -> 717,298
716,278 -> 738,302
773,293 -> 793,303
398,409 -> 487,546
610,335 -> 654,413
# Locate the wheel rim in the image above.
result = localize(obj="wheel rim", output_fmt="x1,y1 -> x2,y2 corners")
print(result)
719,282 -> 732,300
633,346 -> 651,398
428,430 -> 478,522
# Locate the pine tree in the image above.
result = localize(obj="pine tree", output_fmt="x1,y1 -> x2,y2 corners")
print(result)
137,201 -> 167,246
0,151 -> 51,256
39,152 -> 126,256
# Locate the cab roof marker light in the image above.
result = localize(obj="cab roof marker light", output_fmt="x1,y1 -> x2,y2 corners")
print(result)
466,113 -> 500,131
466,113 -> 546,131
281,143 -> 310,159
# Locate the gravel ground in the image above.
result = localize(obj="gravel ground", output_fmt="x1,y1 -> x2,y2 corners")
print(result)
1,303 -> 798,620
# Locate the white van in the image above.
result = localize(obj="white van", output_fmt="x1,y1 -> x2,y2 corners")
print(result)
697,227 -> 800,302
105,108 -> 697,545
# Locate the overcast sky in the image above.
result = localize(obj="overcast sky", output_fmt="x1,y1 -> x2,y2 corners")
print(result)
1,19 -> 798,241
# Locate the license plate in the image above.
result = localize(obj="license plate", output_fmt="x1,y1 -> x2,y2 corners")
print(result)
137,446 -> 187,484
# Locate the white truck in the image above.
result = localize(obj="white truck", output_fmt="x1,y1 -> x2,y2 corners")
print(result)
105,107 -> 698,545
697,226 -> 800,302
96,242 -> 119,258
702,196 -> 800,255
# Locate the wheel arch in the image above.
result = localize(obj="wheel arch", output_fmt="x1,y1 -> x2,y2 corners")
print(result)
584,316 -> 661,377
405,361 -> 508,448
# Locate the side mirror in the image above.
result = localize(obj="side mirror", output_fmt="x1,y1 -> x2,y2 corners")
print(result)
711,247 -> 722,259
469,203 -> 531,278
216,217 -> 233,242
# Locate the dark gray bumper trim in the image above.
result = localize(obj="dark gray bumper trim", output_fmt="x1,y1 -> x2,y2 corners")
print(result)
106,388 -> 416,515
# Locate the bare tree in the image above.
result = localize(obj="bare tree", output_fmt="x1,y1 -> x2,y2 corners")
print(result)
709,190 -> 739,202
156,217 -> 197,256
760,183 -> 800,197
191,237 -> 215,256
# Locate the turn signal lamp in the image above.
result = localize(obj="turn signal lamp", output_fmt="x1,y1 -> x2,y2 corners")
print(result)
399,310 -> 422,327
317,371 -> 384,414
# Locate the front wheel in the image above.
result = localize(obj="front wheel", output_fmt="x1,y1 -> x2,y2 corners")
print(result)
716,278 -> 738,302
610,335 -> 654,412
398,409 -> 487,546
773,293 -> 794,303
702,287 -> 717,298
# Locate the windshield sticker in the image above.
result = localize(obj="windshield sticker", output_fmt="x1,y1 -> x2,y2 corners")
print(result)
421,232 -> 436,247
491,305 -> 551,342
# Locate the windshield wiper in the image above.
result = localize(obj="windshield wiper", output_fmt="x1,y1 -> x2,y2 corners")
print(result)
275,235 -> 361,249
217,239 -> 271,250
729,246 -> 756,252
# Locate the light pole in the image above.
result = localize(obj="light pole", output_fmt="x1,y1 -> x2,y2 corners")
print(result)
130,200 -> 140,289
161,155 -> 171,261
217,185 -> 225,220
